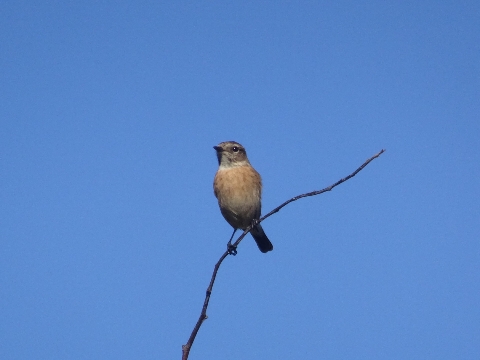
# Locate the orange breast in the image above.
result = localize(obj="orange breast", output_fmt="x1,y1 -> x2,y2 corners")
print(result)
213,165 -> 262,229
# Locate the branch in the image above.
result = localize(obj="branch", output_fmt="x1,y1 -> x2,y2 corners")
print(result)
181,149 -> 385,359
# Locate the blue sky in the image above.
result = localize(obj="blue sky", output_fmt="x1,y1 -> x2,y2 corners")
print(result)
1,1 -> 479,359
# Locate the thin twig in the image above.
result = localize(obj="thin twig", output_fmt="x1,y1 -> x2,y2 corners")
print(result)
181,149 -> 385,359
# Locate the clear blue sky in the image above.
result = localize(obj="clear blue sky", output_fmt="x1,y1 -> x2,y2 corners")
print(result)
1,1 -> 479,359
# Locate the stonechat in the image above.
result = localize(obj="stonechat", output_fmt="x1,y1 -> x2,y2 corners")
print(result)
213,141 -> 273,253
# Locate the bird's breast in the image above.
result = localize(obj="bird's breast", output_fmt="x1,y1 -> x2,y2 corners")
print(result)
213,165 -> 262,229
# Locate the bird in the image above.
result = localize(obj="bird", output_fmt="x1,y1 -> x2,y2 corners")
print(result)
213,141 -> 273,253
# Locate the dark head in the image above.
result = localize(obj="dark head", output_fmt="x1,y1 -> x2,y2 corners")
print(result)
213,141 -> 250,168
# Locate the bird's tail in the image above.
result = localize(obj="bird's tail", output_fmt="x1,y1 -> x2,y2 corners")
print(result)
250,224 -> 273,253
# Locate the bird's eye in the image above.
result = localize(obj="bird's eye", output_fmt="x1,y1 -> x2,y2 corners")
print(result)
232,146 -> 239,152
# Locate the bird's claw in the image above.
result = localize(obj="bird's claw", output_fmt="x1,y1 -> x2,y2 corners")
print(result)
227,242 -> 237,256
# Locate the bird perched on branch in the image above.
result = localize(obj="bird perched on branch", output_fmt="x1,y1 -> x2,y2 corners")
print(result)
213,141 -> 273,253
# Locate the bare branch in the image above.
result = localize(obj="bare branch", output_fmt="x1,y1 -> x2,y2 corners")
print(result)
182,149 -> 385,359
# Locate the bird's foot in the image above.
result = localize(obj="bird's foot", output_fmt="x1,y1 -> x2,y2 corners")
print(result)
227,241 -> 237,256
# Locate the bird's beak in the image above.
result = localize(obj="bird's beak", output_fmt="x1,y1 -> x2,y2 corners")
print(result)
213,146 -> 222,152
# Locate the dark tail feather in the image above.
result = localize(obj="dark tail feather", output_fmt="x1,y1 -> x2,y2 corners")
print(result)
250,224 -> 273,253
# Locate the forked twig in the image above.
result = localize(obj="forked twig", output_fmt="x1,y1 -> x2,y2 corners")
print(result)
181,149 -> 385,359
